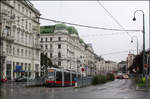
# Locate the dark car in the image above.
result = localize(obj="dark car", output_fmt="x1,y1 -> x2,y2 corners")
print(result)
15,76 -> 31,82
116,75 -> 123,79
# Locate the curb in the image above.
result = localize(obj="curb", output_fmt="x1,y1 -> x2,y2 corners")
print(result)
136,86 -> 150,91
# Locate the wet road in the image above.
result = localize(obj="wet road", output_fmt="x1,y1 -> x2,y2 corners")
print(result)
1,79 -> 150,99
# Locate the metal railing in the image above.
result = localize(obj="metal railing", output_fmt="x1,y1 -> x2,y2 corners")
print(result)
76,77 -> 92,87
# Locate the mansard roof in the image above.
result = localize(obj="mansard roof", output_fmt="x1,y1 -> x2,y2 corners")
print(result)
40,24 -> 78,35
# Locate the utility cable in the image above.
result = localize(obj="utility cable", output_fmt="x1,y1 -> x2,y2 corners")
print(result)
101,50 -> 137,56
80,32 -> 137,37
97,1 -> 132,38
2,14 -> 142,32
38,17 -> 142,32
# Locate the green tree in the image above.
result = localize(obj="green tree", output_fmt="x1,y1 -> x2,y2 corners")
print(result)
40,53 -> 58,77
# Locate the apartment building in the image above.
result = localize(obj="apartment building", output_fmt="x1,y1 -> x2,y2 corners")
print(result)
0,0 -> 41,80
40,24 -> 96,76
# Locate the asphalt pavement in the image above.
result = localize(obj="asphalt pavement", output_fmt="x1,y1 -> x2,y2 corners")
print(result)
1,79 -> 150,99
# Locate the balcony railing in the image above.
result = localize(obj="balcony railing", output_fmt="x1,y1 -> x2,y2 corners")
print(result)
2,35 -> 15,43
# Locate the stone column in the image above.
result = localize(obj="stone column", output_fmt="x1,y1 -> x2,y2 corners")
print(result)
14,62 -> 16,79
11,61 -> 13,80
3,59 -> 6,79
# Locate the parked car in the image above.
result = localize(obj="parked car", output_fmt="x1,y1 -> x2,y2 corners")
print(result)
116,75 -> 123,79
123,74 -> 129,79
15,76 -> 33,82
0,77 -> 7,82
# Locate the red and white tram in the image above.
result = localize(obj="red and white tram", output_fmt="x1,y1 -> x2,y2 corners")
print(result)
45,68 -> 81,87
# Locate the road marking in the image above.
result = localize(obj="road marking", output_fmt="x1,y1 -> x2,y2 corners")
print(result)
124,96 -> 128,98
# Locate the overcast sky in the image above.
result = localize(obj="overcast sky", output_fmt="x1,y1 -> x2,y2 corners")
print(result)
31,1 -> 149,62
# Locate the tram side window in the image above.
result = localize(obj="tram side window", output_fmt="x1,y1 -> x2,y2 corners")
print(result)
64,72 -> 70,81
72,73 -> 76,81
56,71 -> 62,81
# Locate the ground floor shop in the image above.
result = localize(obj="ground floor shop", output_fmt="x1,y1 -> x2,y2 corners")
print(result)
1,59 -> 40,80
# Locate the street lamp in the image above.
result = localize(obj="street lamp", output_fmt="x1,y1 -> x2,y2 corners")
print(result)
131,36 -> 139,55
133,10 -> 145,75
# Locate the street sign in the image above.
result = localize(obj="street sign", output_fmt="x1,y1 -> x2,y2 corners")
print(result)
81,68 -> 84,72
74,77 -> 78,81
144,64 -> 148,68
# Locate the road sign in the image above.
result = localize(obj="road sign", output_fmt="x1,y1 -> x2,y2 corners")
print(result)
81,68 -> 84,72
74,77 -> 78,81
144,64 -> 148,68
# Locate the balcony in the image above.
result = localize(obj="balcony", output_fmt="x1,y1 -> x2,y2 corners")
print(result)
0,51 -> 6,62
34,44 -> 41,50
2,35 -> 15,43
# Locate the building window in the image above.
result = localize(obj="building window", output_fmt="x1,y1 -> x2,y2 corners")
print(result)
6,45 -> 9,53
45,38 -> 47,42
13,47 -> 15,55
50,44 -> 52,49
25,21 -> 28,29
22,7 -> 24,13
45,53 -> 47,56
17,48 -> 20,56
18,4 -> 20,11
21,32 -> 23,42
18,17 -> 20,25
21,49 -> 24,56
29,23 -> 31,31
13,26 -> 15,33
22,19 -> 24,27
41,38 -> 43,42
58,61 -> 61,66
9,45 -> 12,54
58,52 -> 61,58
35,51 -> 39,57
50,53 -> 52,58
58,37 -> 61,41
29,50 -> 31,57
28,64 -> 31,72
26,9 -> 28,16
50,37 -> 52,41
25,50 -> 27,57
45,45 -> 48,49
35,64 -> 39,72
41,45 -> 43,49
30,11 -> 31,17
25,63 -> 27,71
58,44 -> 61,49
29,36 -> 31,45
25,34 -> 27,44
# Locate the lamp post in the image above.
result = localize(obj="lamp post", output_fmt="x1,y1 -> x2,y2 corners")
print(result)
131,36 -> 139,55
133,10 -> 145,76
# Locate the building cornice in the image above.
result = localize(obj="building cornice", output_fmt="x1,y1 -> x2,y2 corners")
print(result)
19,0 -> 41,16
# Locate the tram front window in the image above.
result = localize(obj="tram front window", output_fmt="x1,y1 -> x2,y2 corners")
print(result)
47,72 -> 55,80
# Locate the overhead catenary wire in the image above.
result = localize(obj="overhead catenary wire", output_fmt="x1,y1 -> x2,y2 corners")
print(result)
97,1 -> 132,38
80,32 -> 137,37
3,14 -> 142,32
38,17 -> 142,32
100,50 -> 137,56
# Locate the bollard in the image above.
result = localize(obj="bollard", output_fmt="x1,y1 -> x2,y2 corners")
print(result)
75,82 -> 78,88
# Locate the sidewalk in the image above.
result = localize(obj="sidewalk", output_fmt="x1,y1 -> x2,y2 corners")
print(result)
1,78 -> 45,87
136,85 -> 150,91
